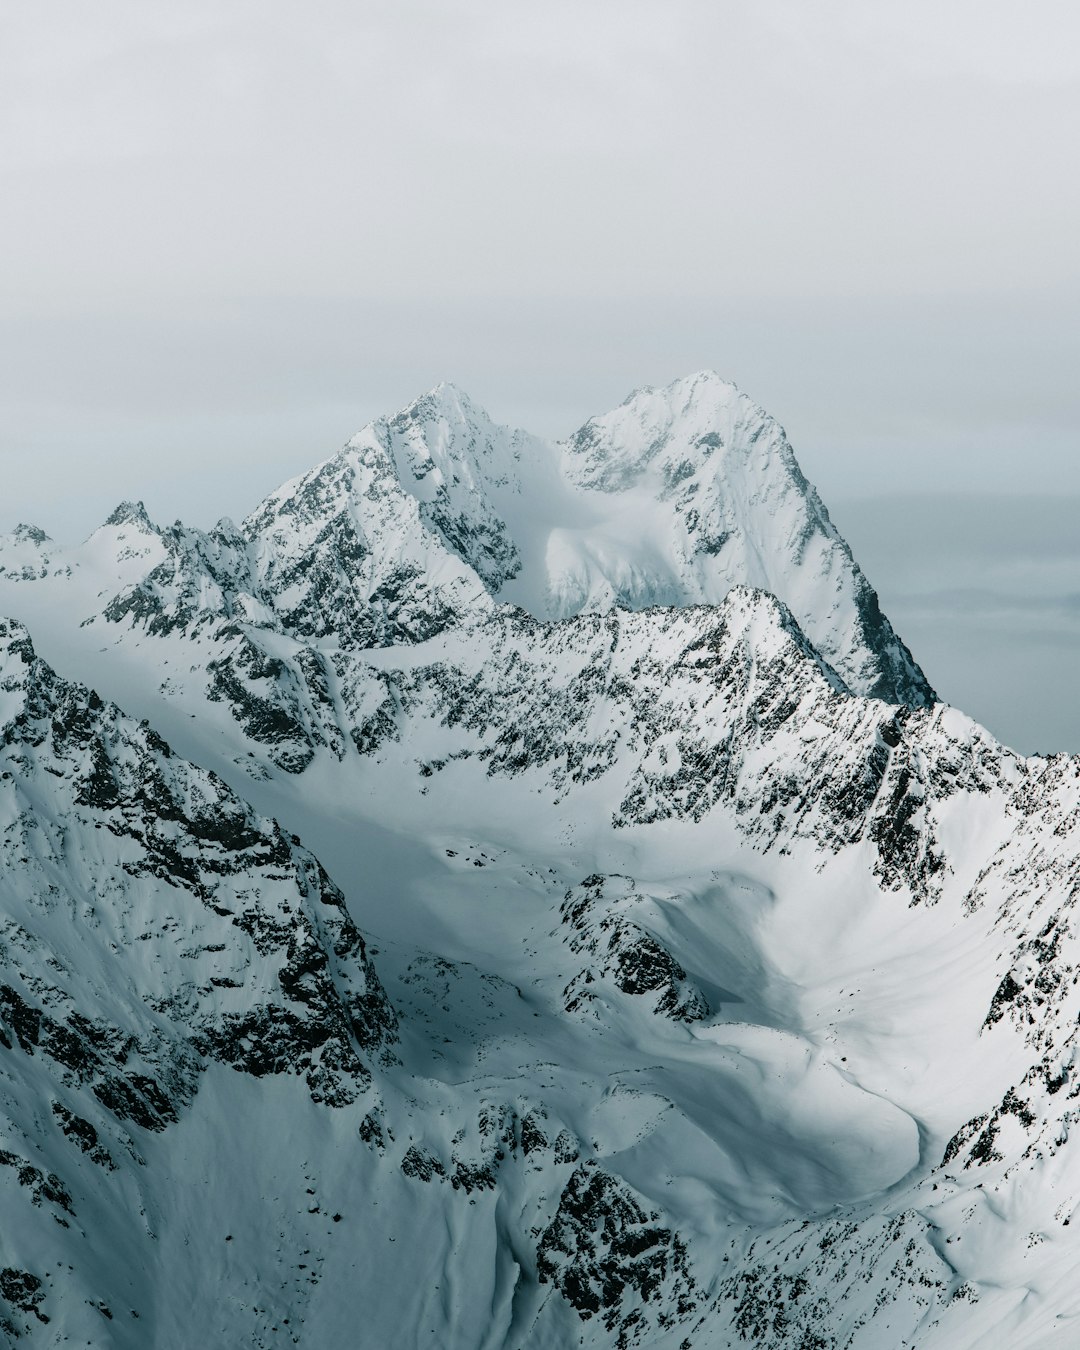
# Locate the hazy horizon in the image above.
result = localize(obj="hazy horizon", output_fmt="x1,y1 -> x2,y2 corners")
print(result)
3,0 -> 1078,752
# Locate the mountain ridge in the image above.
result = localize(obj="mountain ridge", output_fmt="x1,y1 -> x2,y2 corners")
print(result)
4,375 -> 1078,1349
0,371 -> 933,708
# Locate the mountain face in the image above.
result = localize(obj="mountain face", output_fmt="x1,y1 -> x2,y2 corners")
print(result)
551,373 -> 930,706
0,374 -> 1074,1348
4,373 -> 930,709
0,619 -> 397,1344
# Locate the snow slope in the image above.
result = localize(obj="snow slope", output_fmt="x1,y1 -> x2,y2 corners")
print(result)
1,376 -> 1077,1349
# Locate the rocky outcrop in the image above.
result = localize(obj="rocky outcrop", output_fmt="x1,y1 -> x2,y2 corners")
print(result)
559,875 -> 709,1022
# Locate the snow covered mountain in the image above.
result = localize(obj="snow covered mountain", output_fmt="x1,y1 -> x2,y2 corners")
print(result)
0,374 -> 1076,1348
0,618 -> 397,1344
0,373 -> 931,708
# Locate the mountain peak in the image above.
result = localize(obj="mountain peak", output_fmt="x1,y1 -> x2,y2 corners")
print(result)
0,613 -> 34,656
22,376 -> 930,707
563,371 -> 770,494
619,368 -> 741,410
540,372 -> 933,704
103,499 -> 155,530
234,374 -> 932,703
384,381 -> 495,434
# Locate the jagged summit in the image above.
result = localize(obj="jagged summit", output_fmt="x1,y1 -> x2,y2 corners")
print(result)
386,378 -> 494,427
103,499 -> 155,529
0,374 -> 933,705
0,523 -> 66,584
227,372 -> 931,703
550,370 -> 935,704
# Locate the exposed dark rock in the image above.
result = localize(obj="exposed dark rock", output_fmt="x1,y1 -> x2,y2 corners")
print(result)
400,1146 -> 445,1182
537,1163 -> 698,1346
559,876 -> 708,1022
0,1268 -> 48,1327
50,1103 -> 116,1170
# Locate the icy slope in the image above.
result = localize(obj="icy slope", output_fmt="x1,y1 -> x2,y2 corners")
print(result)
202,592 -> 1080,1350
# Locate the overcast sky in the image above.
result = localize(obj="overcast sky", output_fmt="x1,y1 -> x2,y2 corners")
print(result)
3,1 -> 1079,750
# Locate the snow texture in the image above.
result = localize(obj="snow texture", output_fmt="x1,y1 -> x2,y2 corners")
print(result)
0,374 -> 1075,1349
